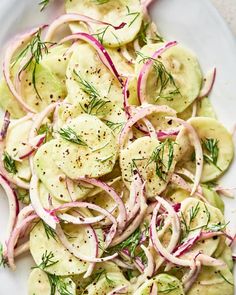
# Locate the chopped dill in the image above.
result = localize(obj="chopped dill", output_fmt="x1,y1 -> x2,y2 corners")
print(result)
3,152 -> 17,174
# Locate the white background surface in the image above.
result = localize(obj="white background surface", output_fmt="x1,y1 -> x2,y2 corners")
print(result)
211,0 -> 236,35
0,0 -> 236,293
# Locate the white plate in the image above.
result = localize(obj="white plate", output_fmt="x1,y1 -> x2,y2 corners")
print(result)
0,0 -> 236,293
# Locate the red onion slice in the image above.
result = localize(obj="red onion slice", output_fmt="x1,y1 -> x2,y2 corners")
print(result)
137,41 -> 177,104
167,117 -> 203,195
140,245 -> 155,278
14,240 -> 30,257
123,77 -> 132,118
150,199 -> 191,267
110,187 -> 147,247
59,33 -> 123,84
3,26 -> 47,113
29,175 -> 58,229
77,177 -> 127,232
119,104 -> 176,148
53,201 -> 117,247
0,174 -> 19,247
55,223 -> 117,263
199,67 -> 216,98
182,260 -> 201,292
45,13 -> 126,42
107,286 -> 129,295
0,111 -> 10,141
150,282 -> 158,295
18,134 -> 46,160
83,225 -> 98,278
7,214 -> 38,270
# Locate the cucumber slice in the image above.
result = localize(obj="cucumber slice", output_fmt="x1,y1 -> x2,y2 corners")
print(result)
178,97 -> 216,121
52,114 -> 118,179
188,265 -> 234,295
65,0 -> 143,47
134,273 -> 184,295
217,244 -> 234,271
66,43 -> 124,117
34,140 -> 90,202
5,119 -> 32,181
120,136 -> 178,197
30,221 -> 103,276
202,186 -> 225,213
84,269 -> 130,295
180,198 -> 224,257
74,262 -> 126,294
0,79 -> 25,118
20,62 -> 67,113
176,117 -> 234,182
135,43 -> 202,113
28,268 -> 76,295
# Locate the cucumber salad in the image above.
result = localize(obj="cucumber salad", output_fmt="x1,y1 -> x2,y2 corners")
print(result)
0,0 -> 235,294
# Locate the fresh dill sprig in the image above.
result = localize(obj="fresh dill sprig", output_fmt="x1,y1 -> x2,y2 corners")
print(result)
3,152 -> 17,174
97,155 -> 113,163
202,138 -> 222,171
137,51 -> 181,101
152,32 -> 164,43
73,70 -> 100,99
126,6 -> 140,27
109,228 -> 142,258
42,221 -> 57,240
180,202 -> 216,240
207,221 -> 229,232
189,202 -> 200,223
146,139 -> 175,181
34,250 -> 59,270
73,70 -> 110,115
13,29 -> 53,100
159,283 -> 179,294
104,120 -> 124,132
16,188 -> 30,204
218,271 -> 234,286
58,127 -> 87,146
38,123 -> 52,143
0,243 -> 7,268
80,97 -> 111,116
47,274 -> 73,295
130,158 -> 145,175
136,22 -> 164,45
93,26 -> 110,44
39,0 -> 50,11
91,0 -> 110,4
91,269 -> 114,286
